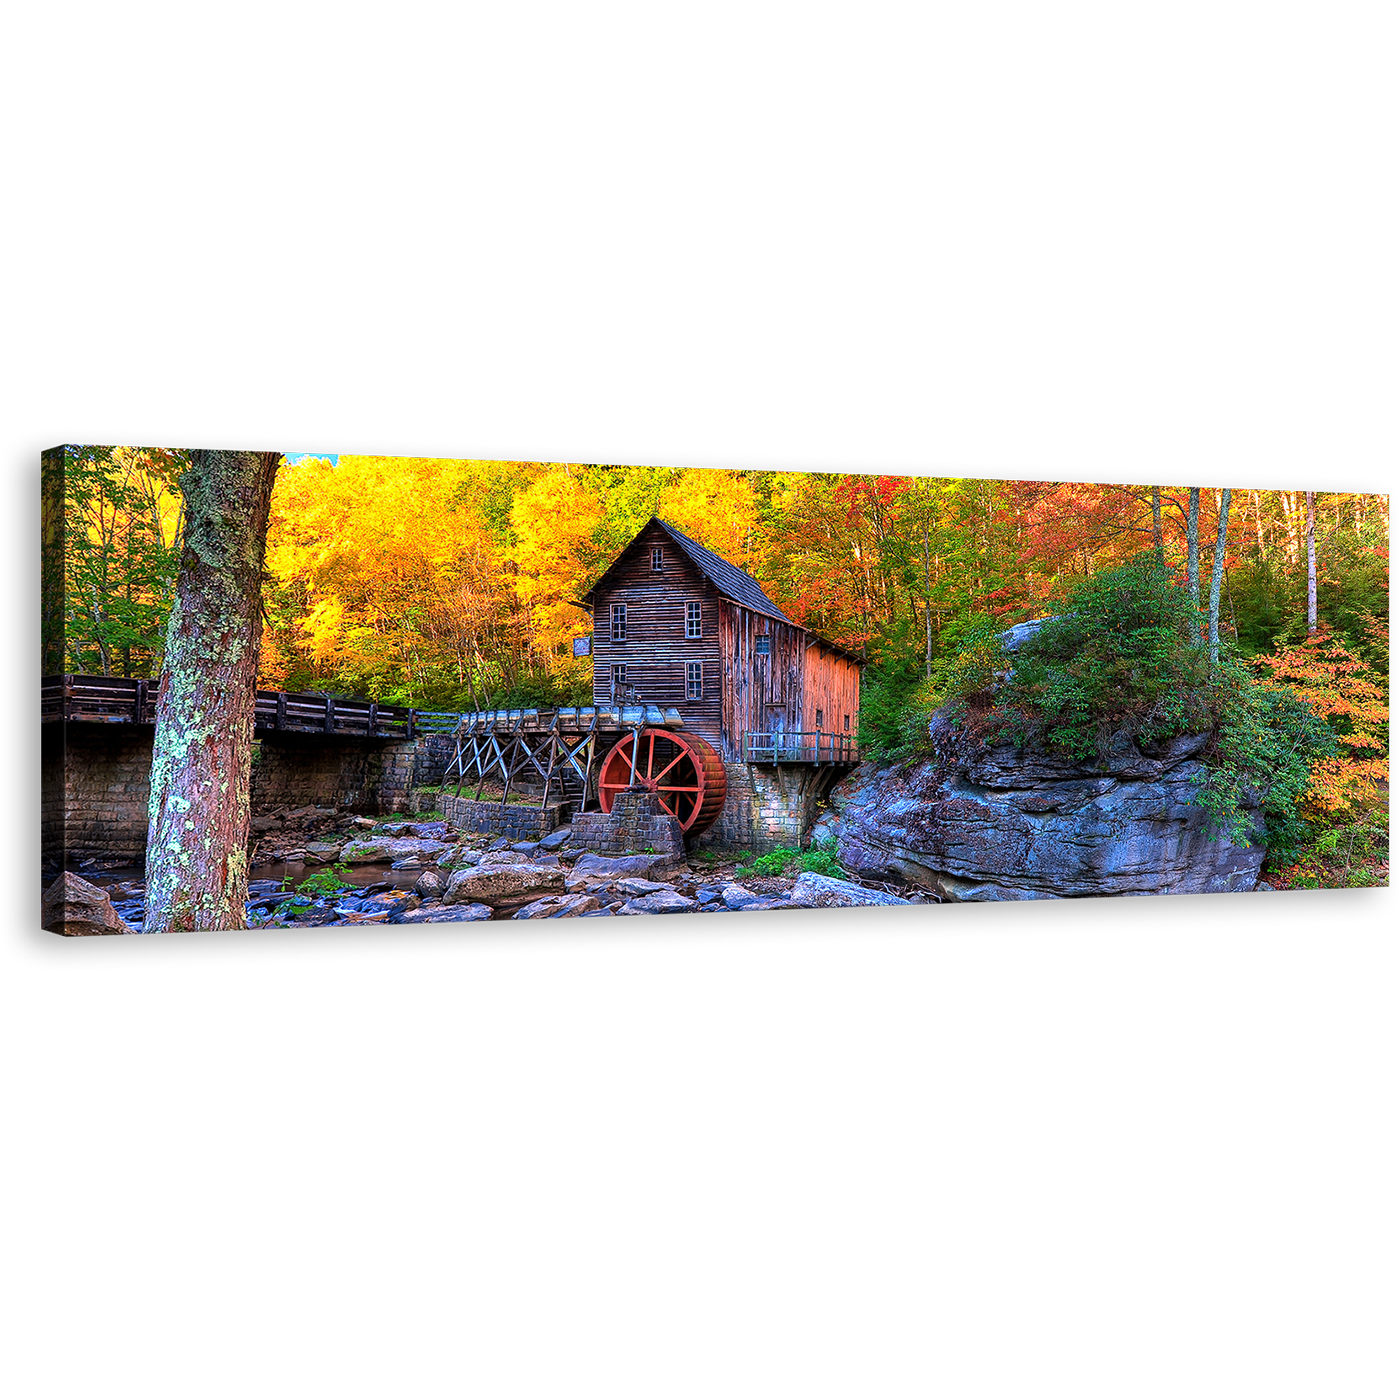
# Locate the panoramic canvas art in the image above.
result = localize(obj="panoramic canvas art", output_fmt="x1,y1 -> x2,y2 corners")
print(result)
41,448 -> 1389,935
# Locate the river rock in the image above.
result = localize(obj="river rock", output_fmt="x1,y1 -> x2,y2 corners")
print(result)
408,822 -> 449,840
339,837 -> 455,864
789,872 -> 912,908
511,894 -> 602,919
536,826 -> 573,851
833,725 -> 1267,901
42,872 -> 135,936
616,889 -> 696,915
443,862 -> 566,909
720,882 -> 761,909
304,841 -> 344,861
413,868 -> 448,898
614,877 -> 670,897
570,852 -> 681,881
389,902 -> 493,923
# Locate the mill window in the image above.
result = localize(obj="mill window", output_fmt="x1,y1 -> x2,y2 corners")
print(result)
611,664 -> 627,692
685,601 -> 702,638
686,661 -> 702,700
815,709 -> 824,728
610,603 -> 627,642
651,546 -> 663,571
755,634 -> 770,656
844,714 -> 851,731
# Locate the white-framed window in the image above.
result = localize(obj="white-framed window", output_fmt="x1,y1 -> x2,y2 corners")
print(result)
815,708 -> 824,728
686,661 -> 702,700
685,601 -> 702,638
611,664 -> 627,691
755,634 -> 771,656
651,546 -> 663,571
610,603 -> 627,642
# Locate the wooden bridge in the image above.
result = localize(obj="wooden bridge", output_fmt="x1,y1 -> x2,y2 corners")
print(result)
41,674 -> 462,740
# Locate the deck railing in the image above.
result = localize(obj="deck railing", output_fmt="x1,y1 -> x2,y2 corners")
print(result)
744,731 -> 860,765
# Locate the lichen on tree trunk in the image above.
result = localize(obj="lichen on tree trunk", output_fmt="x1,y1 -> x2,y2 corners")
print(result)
144,450 -> 280,933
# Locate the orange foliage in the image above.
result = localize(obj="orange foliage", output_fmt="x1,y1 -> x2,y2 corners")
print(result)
1253,622 -> 1389,817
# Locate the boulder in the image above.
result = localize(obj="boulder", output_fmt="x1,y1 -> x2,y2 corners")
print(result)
250,815 -> 282,833
536,826 -> 574,852
789,872 -> 911,908
408,822 -> 449,840
413,868 -> 448,899
720,882 -> 761,909
304,841 -> 344,861
511,894 -> 602,919
352,816 -> 378,829
42,872 -> 136,936
510,840 -> 536,853
443,862 -> 566,910
389,902 -> 493,924
616,889 -> 696,916
339,837 -> 455,864
833,727 -> 1267,900
571,852 -> 681,881
614,877 -> 671,897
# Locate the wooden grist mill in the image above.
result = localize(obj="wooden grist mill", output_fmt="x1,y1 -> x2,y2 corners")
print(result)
441,702 -> 729,837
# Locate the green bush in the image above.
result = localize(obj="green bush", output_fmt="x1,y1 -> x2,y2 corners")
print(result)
996,555 -> 1213,757
734,841 -> 845,879
293,863 -> 355,897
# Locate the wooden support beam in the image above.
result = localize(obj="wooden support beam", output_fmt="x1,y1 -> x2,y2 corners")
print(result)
324,695 -> 335,733
276,691 -> 286,730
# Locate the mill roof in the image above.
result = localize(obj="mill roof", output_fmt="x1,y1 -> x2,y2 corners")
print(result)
580,517 -> 863,664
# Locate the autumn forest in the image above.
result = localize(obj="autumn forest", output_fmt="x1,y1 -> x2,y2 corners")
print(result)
44,448 -> 1389,890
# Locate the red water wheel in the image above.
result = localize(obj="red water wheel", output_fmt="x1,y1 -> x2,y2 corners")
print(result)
597,729 -> 728,835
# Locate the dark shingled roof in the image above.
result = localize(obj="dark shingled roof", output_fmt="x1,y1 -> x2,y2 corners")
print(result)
580,517 -> 862,664
650,519 -> 794,625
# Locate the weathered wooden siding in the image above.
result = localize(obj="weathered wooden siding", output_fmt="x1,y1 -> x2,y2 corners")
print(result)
717,599 -> 808,762
801,640 -> 861,738
591,520 -> 723,748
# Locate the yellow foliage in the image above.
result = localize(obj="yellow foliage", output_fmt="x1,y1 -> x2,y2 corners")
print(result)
658,468 -> 759,568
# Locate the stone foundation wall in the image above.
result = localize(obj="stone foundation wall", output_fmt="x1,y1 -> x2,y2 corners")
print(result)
697,762 -> 842,854
411,732 -> 457,788
43,724 -> 153,868
44,726 -> 423,871
569,790 -> 685,860
250,735 -> 418,815
440,795 -> 569,841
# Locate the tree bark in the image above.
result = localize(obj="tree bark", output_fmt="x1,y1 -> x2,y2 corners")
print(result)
1208,488 -> 1231,665
1306,490 -> 1317,633
1151,486 -> 1163,564
1186,487 -> 1201,643
144,450 -> 280,934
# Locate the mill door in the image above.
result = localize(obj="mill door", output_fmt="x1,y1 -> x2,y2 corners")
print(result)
766,705 -> 792,760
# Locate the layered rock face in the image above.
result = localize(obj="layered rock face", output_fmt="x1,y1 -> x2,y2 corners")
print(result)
833,722 -> 1266,901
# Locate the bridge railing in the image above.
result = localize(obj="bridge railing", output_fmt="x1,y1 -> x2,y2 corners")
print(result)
44,675 -> 417,738
744,730 -> 860,765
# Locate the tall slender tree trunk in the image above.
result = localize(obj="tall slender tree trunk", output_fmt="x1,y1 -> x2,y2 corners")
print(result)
1306,490 -> 1317,633
922,510 -> 933,679
145,450 -> 281,934
1186,488 -> 1201,643
1151,486 -> 1163,563
1208,488 -> 1231,665
1251,489 -> 1266,554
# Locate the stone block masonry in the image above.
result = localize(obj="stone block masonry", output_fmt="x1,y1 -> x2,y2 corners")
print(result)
698,762 -> 843,854
440,795 -> 570,842
44,725 -> 424,871
569,790 -> 685,861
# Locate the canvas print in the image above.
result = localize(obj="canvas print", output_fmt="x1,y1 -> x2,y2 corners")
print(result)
41,448 -> 1389,935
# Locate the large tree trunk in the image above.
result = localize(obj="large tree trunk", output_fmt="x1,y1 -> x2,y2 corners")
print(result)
1186,487 -> 1201,643
1208,488 -> 1231,665
1306,490 -> 1317,633
144,450 -> 281,934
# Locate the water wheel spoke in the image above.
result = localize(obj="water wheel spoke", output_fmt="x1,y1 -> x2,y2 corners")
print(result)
652,750 -> 688,783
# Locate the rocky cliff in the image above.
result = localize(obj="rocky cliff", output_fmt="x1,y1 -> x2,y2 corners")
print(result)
823,719 -> 1266,901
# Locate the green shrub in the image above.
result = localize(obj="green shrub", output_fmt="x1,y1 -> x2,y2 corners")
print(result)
734,841 -> 845,879
293,863 -> 354,897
